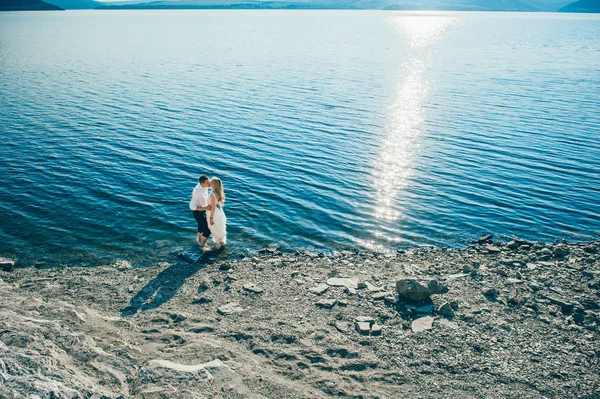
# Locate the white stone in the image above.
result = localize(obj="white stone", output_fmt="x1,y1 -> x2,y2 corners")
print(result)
217,302 -> 243,315
411,316 -> 434,333
326,277 -> 359,290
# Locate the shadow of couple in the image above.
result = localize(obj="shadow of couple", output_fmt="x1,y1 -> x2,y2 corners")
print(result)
120,248 -> 224,317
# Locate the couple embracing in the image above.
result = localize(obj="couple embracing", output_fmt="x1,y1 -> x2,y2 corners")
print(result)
189,175 -> 227,249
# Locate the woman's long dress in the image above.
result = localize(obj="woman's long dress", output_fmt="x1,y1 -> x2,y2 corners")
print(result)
207,194 -> 226,246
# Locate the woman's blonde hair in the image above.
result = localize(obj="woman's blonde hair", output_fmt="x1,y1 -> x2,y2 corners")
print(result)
211,177 -> 225,204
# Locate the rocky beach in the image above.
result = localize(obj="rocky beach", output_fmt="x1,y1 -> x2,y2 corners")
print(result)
1,238 -> 599,398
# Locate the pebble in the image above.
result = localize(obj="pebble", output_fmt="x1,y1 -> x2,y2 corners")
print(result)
478,235 -> 493,244
192,296 -> 213,304
364,282 -> 384,292
198,280 -> 211,292
308,283 -> 329,295
371,292 -> 389,301
446,273 -> 470,280
438,302 -> 455,319
353,316 -> 382,336
316,299 -> 337,309
554,244 -> 570,258
355,316 -> 375,323
355,321 -> 371,335
486,245 -> 502,254
542,295 -> 575,313
370,323 -> 382,336
217,302 -> 244,316
436,319 -> 459,329
507,240 -> 520,250
384,296 -> 398,305
334,321 -> 349,332
582,269 -> 599,278
114,260 -> 132,271
243,283 -> 264,294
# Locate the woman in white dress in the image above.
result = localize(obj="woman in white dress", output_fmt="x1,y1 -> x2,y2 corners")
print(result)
207,177 -> 227,248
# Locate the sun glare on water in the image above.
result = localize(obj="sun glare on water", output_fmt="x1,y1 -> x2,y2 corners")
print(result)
373,16 -> 455,223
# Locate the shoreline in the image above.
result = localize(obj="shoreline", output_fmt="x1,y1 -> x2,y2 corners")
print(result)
1,237 -> 599,398
3,232 -> 599,270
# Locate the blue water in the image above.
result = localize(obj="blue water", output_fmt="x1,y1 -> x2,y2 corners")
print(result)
0,11 -> 599,266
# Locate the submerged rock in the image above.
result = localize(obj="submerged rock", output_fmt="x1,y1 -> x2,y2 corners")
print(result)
0,257 -> 14,272
478,235 -> 493,244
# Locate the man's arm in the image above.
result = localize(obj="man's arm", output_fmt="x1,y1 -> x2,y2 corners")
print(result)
190,190 -> 210,211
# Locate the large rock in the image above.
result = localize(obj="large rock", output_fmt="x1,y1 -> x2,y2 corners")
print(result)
396,277 -> 448,302
478,235 -> 493,244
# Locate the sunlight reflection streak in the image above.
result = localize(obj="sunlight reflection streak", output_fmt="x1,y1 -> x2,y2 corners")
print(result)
373,16 -> 454,224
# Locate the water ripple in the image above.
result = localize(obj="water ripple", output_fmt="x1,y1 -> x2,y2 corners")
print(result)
0,11 -> 599,265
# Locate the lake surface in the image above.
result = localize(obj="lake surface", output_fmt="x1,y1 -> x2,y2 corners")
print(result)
0,10 -> 599,266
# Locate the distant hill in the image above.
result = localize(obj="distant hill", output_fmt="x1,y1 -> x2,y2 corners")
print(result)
381,0 -> 547,10
44,0 -> 100,8
559,0 -> 600,11
97,0 -> 574,10
0,0 -> 63,10
97,0 -> 321,8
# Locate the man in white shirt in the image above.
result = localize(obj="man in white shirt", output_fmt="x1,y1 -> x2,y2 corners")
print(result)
190,175 -> 211,248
